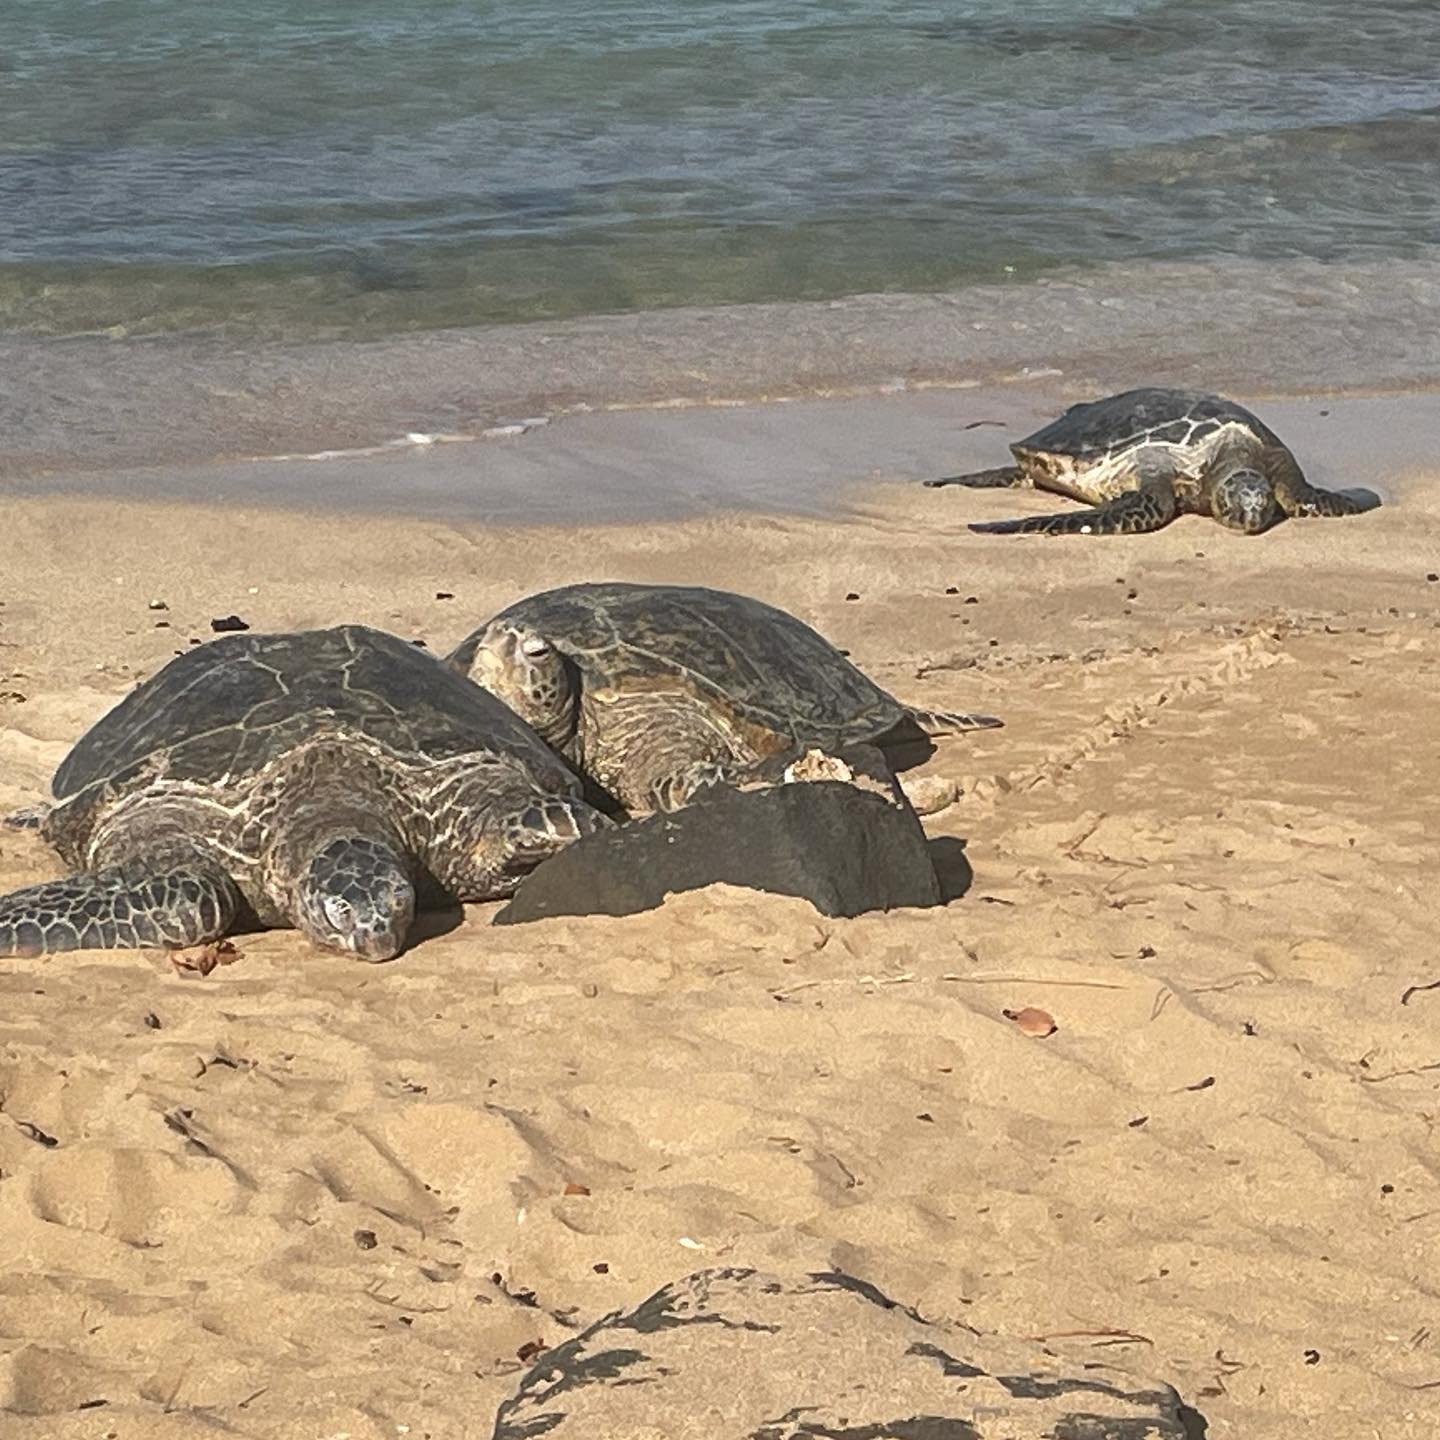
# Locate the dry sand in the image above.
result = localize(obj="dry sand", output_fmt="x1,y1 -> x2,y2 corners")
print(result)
2,384 -> 1439,1438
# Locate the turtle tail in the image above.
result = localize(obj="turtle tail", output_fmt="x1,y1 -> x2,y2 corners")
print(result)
0,863 -> 241,957
906,706 -> 1003,735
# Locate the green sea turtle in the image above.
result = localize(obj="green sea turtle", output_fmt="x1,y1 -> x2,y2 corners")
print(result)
926,388 -> 1377,535
0,625 -> 605,962
446,582 -> 1001,815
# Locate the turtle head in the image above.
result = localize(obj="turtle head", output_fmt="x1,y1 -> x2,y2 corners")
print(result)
1211,468 -> 1279,535
461,623 -> 580,749
295,835 -> 415,962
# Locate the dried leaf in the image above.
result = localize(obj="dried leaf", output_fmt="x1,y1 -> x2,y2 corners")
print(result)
563,1182 -> 591,1197
14,1119 -> 59,1148
1003,1006 -> 1057,1038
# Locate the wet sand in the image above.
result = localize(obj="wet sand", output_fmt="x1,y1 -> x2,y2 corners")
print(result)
2,379 -> 1440,1439
5,386 -> 1433,525
4,255 -> 1438,480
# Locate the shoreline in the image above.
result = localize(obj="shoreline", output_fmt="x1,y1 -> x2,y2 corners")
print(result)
4,385 -> 1435,527
3,254 -> 1439,482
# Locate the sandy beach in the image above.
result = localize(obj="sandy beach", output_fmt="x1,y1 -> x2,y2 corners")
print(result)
2,376 -> 1439,1438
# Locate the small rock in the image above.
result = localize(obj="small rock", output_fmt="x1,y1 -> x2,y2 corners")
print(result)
148,599 -> 168,611
497,762 -> 939,924
899,774 -> 961,817
209,615 -> 249,633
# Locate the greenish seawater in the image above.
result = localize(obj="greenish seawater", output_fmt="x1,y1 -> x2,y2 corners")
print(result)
3,0 -> 1438,337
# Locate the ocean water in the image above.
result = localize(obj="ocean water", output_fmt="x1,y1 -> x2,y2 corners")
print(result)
2,0 -> 1438,340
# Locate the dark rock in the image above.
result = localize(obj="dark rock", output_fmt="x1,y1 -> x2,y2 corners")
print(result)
209,615 -> 250,633
490,1268 -> 1207,1440
494,757 -> 939,924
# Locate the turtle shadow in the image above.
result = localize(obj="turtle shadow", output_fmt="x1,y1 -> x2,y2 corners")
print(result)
881,735 -> 939,774
927,836 -> 973,904
407,904 -> 466,947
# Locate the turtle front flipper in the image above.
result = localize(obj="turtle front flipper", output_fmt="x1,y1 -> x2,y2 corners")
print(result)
1267,450 -> 1379,519
0,862 -> 243,957
969,483 -> 1178,537
924,465 -> 1025,489
483,796 -> 610,893
650,760 -> 746,813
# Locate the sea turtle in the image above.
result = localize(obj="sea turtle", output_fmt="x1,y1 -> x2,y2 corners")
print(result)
446,582 -> 1001,815
0,625 -> 606,962
925,388 -> 1377,535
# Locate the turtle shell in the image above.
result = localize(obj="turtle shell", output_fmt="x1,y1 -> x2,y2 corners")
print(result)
54,624 -> 576,801
1017,388 -> 1283,461
466,583 -> 910,749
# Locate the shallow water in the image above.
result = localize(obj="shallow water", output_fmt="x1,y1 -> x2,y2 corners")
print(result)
3,0 -> 1438,338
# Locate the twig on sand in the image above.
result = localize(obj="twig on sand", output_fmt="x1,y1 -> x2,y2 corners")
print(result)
940,973 -> 1128,990
770,972 -> 917,1000
1401,979 -> 1440,1006
1026,1326 -> 1154,1347
1359,1060 -> 1440,1085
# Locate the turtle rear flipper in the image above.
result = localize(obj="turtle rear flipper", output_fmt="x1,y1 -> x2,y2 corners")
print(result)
3,804 -> 50,832
905,707 -> 1002,734
0,862 -> 242,957
924,465 -> 1024,489
969,484 -> 1178,537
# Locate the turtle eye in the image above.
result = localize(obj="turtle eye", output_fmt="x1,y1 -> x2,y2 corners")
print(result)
322,895 -> 356,932
519,635 -> 552,659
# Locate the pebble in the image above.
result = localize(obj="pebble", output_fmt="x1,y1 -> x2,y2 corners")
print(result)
899,775 -> 961,817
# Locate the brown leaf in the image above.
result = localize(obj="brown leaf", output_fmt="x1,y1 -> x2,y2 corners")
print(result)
563,1182 -> 591,1197
1003,1006 -> 1057,1038
516,1339 -> 546,1363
